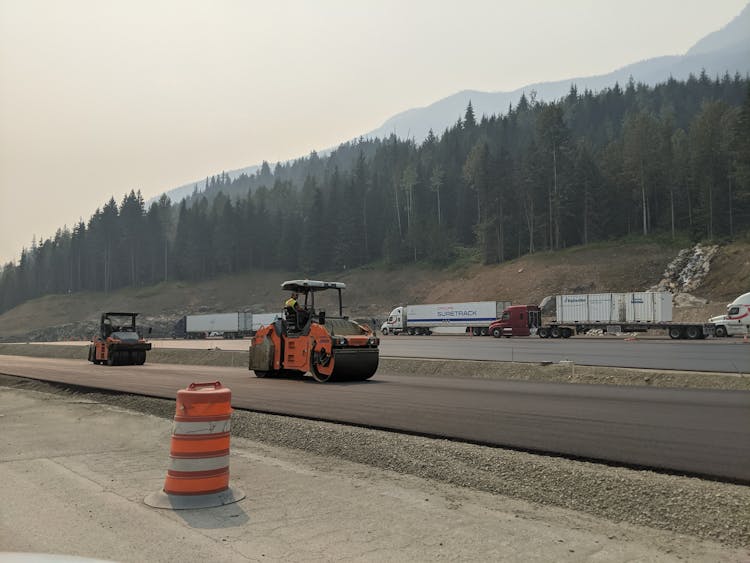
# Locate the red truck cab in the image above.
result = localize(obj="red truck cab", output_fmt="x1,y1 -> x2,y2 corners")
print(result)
489,305 -> 541,337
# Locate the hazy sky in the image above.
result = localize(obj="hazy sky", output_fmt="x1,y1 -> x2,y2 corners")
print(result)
0,0 -> 747,264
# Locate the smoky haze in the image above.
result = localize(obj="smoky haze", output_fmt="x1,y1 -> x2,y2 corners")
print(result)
0,0 -> 747,264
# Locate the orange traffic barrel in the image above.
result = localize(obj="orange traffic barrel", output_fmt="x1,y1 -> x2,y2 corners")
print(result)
145,381 -> 245,509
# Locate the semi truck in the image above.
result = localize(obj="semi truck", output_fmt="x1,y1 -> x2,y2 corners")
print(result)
489,291 -> 716,340
709,292 -> 750,337
173,312 -> 279,339
380,301 -> 512,336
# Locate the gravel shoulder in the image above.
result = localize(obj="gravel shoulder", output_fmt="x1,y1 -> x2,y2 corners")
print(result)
1,373 -> 748,551
2,342 -> 748,391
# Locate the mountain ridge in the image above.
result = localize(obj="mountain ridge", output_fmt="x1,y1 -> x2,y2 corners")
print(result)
687,2 -> 749,55
155,3 -> 750,203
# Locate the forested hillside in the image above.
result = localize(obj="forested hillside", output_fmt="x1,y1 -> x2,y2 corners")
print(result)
1,74 -> 749,314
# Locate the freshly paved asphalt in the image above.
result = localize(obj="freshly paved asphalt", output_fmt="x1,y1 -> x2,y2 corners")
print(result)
1,355 -> 748,482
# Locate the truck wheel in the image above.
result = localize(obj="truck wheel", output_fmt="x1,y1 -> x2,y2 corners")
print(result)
415,328 -> 423,336
472,327 -> 482,336
381,328 -> 389,336
492,328 -> 502,338
685,325 -> 701,340
538,327 -> 549,338
480,327 -> 489,336
407,328 -> 415,336
562,328 -> 573,339
668,327 -> 683,339
714,326 -> 727,338
550,327 -> 562,339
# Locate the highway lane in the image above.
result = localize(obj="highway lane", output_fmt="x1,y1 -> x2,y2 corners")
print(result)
34,336 -> 750,373
1,355 -> 748,482
380,336 -> 750,373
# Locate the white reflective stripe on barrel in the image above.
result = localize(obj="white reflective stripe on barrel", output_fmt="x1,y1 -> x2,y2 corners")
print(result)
169,454 -> 230,472
172,419 -> 231,436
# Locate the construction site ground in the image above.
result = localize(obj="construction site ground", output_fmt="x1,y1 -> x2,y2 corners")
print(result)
2,381 -> 748,562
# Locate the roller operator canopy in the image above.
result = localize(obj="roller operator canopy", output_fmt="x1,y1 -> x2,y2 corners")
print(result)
281,280 -> 346,293
101,312 -> 139,324
103,312 -> 140,317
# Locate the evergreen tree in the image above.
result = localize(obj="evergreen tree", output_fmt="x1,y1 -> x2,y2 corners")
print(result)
464,101 -> 476,128
2,76 -> 750,313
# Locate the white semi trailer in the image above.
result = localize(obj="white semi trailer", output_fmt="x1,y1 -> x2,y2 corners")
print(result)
709,292 -> 750,337
543,291 -> 715,339
491,291 -> 715,339
174,312 -> 279,339
554,291 -> 673,325
381,301 -> 511,336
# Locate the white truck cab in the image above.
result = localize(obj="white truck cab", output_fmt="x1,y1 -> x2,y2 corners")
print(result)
381,307 -> 404,335
710,292 -> 750,337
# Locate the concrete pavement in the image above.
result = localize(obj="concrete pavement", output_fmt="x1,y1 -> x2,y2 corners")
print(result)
1,386 -> 746,561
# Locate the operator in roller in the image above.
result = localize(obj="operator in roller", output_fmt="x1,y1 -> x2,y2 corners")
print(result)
285,292 -> 309,329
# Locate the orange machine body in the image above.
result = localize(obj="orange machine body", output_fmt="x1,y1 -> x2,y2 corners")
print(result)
88,311 -> 152,366
249,280 -> 379,382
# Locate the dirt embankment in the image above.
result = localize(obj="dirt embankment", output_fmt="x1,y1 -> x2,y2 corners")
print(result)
0,240 -> 747,342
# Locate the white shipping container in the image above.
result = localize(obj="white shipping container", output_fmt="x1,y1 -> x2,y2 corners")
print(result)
556,293 -> 625,323
186,313 -> 240,333
555,292 -> 673,324
626,292 -> 672,322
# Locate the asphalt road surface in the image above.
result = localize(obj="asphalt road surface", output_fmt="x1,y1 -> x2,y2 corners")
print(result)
38,335 -> 750,373
2,355 -> 748,482
380,335 -> 750,373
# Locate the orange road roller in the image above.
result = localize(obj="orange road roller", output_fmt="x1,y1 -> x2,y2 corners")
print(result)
88,312 -> 152,366
249,280 -> 379,382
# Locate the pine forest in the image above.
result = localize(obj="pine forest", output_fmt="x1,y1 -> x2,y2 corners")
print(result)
2,73 -> 750,314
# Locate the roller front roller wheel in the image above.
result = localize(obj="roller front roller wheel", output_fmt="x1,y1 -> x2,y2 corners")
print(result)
254,370 -> 279,378
310,348 -> 378,383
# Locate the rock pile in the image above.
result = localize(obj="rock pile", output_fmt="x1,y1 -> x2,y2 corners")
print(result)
673,293 -> 709,307
650,244 -> 718,305
585,328 -> 605,336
